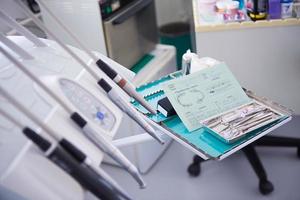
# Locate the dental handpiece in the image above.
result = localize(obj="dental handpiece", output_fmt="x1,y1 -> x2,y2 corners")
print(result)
96,60 -> 157,115
0,89 -> 132,200
71,112 -> 146,188
98,79 -> 164,145
0,46 -> 145,188
0,108 -> 121,200
34,0 -> 156,115
23,129 -> 122,200
57,134 -> 133,200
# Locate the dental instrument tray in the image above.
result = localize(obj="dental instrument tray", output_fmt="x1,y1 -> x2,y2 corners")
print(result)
131,71 -> 292,160
201,101 -> 285,143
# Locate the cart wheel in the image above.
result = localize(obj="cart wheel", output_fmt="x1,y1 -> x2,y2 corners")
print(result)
259,180 -> 274,195
187,163 -> 201,177
187,155 -> 204,177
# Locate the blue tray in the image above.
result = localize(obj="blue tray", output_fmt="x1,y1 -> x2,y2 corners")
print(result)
162,116 -> 288,158
132,71 -> 291,159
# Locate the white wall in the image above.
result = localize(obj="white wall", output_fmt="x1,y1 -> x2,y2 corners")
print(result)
40,0 -> 107,55
195,25 -> 300,114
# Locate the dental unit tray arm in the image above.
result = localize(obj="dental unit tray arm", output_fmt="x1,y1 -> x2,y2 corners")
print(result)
130,71 -> 292,161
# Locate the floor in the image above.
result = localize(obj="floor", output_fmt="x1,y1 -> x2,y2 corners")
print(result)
103,116 -> 300,200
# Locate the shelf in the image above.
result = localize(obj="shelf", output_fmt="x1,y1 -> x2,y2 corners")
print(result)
193,0 -> 300,32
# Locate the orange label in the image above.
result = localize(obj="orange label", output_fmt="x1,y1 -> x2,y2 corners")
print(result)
118,79 -> 127,88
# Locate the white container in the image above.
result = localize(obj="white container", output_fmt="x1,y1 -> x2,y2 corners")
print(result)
282,2 -> 294,18
197,0 -> 217,13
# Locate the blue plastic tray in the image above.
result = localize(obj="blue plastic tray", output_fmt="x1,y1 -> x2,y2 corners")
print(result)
132,71 -> 291,159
